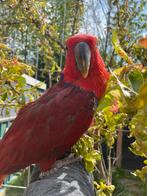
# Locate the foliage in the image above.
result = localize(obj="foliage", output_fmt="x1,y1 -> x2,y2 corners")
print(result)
108,0 -> 147,67
73,134 -> 101,173
130,84 -> 147,184
82,0 -> 147,68
112,29 -> 134,65
0,42 -> 39,116
5,170 -> 28,196
0,0 -> 84,82
94,181 -> 115,196
112,0 -> 147,66
113,168 -> 147,196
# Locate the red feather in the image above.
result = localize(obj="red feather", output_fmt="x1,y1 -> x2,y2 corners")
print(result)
0,34 -> 109,183
63,34 -> 109,98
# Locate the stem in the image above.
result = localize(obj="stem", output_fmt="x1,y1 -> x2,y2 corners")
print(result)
0,103 -> 18,107
108,49 -> 115,67
7,81 -> 20,95
97,143 -> 107,181
100,144 -> 108,176
107,147 -> 112,185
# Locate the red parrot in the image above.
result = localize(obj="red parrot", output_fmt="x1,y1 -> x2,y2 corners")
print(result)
0,34 -> 109,184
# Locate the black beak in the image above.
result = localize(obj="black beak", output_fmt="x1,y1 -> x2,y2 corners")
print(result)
74,42 -> 91,79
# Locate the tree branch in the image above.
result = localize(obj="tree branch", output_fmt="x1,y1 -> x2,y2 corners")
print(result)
24,161 -> 95,196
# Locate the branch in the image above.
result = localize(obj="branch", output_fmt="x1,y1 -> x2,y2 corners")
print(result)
108,49 -> 115,67
7,81 -> 21,95
45,29 -> 66,51
0,20 -> 22,25
0,103 -> 18,107
24,161 -> 95,196
30,17 -> 66,51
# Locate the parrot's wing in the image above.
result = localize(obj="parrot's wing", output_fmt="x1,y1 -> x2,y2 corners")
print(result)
0,82 -> 95,175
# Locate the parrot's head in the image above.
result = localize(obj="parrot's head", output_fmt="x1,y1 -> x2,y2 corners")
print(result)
63,34 -> 109,99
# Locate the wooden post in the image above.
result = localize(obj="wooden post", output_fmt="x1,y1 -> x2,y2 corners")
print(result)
116,129 -> 123,167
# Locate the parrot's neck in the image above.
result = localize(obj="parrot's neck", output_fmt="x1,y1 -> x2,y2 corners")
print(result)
63,49 -> 109,99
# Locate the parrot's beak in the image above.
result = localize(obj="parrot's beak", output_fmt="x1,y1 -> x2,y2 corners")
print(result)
74,42 -> 91,79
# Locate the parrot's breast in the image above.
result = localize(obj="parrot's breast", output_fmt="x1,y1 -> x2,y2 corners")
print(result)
0,79 -> 98,174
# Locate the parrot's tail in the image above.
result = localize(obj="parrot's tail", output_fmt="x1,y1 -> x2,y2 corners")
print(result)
0,141 -> 7,186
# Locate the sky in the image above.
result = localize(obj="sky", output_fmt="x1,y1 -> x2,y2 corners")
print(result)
79,0 -> 108,38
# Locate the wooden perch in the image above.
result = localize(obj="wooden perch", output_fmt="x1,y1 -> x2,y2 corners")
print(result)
24,161 -> 95,196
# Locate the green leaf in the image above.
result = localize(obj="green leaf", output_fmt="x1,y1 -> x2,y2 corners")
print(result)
109,67 -> 137,102
0,99 -> 4,104
112,29 -> 134,65
18,94 -> 26,105
135,166 -> 147,183
1,92 -> 7,101
128,70 -> 144,92
97,94 -> 113,111
17,76 -> 26,87
136,82 -> 147,109
144,160 -> 147,165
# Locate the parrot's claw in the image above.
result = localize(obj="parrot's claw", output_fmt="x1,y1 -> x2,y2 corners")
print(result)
39,154 -> 82,179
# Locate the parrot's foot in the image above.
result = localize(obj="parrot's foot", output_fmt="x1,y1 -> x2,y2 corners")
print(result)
39,154 -> 82,178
